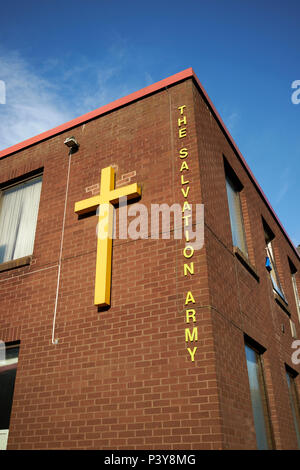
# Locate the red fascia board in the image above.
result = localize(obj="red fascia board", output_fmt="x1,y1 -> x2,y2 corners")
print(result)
0,67 -> 298,260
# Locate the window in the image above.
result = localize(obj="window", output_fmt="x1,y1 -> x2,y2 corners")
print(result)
289,259 -> 300,323
0,175 -> 42,264
0,341 -> 20,450
225,170 -> 248,255
285,368 -> 300,449
245,342 -> 274,449
263,221 -> 286,302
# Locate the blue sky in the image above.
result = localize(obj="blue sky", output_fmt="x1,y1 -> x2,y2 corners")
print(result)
0,0 -> 299,246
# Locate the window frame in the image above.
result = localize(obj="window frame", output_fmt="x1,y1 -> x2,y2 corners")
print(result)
0,171 -> 43,267
285,366 -> 300,449
224,162 -> 248,257
263,220 -> 287,303
288,258 -> 300,323
244,339 -> 275,450
0,341 -> 20,450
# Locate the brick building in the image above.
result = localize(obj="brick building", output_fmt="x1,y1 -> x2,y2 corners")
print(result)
0,68 -> 299,450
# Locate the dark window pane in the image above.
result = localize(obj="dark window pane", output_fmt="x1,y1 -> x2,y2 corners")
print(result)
286,371 -> 300,449
226,176 -> 247,255
0,345 -> 19,430
245,344 -> 271,449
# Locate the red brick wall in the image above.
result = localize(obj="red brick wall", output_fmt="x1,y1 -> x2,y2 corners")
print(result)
0,77 -> 299,449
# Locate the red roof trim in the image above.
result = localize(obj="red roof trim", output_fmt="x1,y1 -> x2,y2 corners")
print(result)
0,67 -> 298,260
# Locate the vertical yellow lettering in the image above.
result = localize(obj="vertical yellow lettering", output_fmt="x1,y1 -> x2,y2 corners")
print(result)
179,148 -> 188,159
187,347 -> 197,362
181,174 -> 189,185
178,105 -> 186,115
181,186 -> 190,198
180,161 -> 189,172
183,245 -> 194,259
182,201 -> 191,212
179,128 -> 187,138
185,291 -> 195,305
184,262 -> 194,276
178,116 -> 187,127
182,214 -> 191,226
185,327 -> 198,342
186,309 -> 196,323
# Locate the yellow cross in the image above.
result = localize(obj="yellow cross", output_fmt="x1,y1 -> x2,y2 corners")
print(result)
75,166 -> 141,307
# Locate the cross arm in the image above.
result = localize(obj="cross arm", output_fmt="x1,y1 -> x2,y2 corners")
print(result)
74,195 -> 101,215
105,183 -> 142,205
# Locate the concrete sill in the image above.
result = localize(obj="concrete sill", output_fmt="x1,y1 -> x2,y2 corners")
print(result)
233,246 -> 260,282
0,256 -> 32,273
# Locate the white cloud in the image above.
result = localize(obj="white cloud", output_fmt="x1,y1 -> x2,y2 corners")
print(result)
226,112 -> 239,133
0,52 -> 72,151
77,65 -> 125,112
0,47 -> 148,152
0,43 -> 159,153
